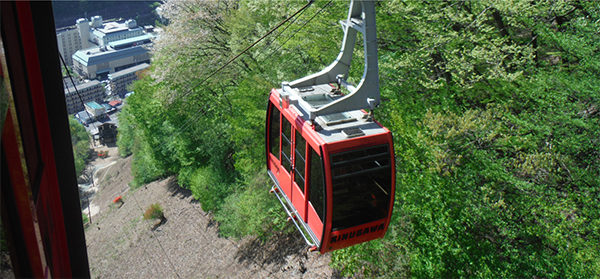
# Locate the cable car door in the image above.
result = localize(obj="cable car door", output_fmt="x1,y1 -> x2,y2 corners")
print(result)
268,97 -> 324,246
267,101 -> 293,200
278,116 -> 294,200
269,103 -> 302,214
291,129 -> 307,220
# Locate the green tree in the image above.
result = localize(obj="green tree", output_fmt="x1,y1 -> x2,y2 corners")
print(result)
330,1 -> 600,277
119,0 -> 600,277
69,116 -> 90,176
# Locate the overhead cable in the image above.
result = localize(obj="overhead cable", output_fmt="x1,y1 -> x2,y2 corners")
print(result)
175,1 -> 332,135
176,0 -> 315,102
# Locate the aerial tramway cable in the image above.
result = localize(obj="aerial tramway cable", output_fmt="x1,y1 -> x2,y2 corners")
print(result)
175,0 -> 315,103
268,0 -> 333,57
175,0 -> 332,135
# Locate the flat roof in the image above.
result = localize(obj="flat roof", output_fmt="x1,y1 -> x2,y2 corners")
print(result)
56,26 -> 77,34
65,80 -> 101,93
72,45 -> 148,66
95,21 -> 143,35
274,85 -> 389,144
108,63 -> 150,79
108,33 -> 154,49
75,111 -> 92,120
85,101 -> 103,110
63,76 -> 83,88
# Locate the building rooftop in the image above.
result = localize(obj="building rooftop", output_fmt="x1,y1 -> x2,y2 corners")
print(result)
108,63 -> 150,79
108,100 -> 122,107
56,25 -> 78,34
75,111 -> 93,122
72,45 -> 148,67
96,22 -> 130,34
85,101 -> 103,110
65,80 -> 101,94
92,26 -> 143,40
108,33 -> 154,50
63,76 -> 83,88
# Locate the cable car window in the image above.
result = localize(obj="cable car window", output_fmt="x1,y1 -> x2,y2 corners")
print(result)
281,117 -> 292,172
294,130 -> 306,192
330,144 -> 392,231
268,105 -> 280,158
309,148 -> 325,222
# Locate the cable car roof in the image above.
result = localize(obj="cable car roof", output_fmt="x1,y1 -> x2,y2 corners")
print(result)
274,84 -> 388,144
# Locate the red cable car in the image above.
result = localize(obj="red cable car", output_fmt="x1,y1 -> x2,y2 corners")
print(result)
266,0 -> 395,253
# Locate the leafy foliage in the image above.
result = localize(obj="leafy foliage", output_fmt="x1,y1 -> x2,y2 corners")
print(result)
69,116 -> 91,176
215,174 -> 289,239
82,213 -> 89,225
118,0 -> 600,277
185,166 -> 234,212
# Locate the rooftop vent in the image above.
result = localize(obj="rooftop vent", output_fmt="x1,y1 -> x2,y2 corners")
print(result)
342,128 -> 365,138
320,112 -> 356,126
126,19 -> 137,29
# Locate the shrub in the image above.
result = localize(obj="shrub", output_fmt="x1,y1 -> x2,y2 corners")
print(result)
130,140 -> 166,188
69,117 -> 90,176
82,213 -> 89,225
188,166 -> 234,212
143,203 -> 164,220
215,174 -> 287,239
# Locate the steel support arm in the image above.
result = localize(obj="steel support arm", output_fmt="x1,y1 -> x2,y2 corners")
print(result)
285,0 -> 380,120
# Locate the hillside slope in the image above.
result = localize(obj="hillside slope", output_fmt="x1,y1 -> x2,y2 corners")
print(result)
84,154 -> 338,278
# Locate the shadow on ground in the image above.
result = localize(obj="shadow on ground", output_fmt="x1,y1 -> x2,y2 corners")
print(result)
235,231 -> 306,268
104,142 -> 117,148
166,178 -> 193,199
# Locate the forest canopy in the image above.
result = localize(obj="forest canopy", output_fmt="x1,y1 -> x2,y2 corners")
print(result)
117,0 -> 600,277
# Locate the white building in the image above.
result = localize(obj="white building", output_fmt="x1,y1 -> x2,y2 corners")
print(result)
76,18 -> 92,49
57,15 -> 155,74
90,18 -> 144,47
56,26 -> 82,66
72,44 -> 151,80
84,101 -> 106,118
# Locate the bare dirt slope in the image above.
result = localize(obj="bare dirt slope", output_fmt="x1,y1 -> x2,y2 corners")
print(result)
84,150 -> 338,278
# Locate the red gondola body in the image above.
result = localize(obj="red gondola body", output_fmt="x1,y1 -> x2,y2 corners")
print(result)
265,0 -> 394,253
266,86 -> 395,253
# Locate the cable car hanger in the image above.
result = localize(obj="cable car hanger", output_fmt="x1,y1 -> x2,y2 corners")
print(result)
281,0 -> 379,121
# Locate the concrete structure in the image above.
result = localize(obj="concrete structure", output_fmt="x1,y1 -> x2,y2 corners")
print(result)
108,63 -> 149,97
108,34 -> 153,50
58,16 -> 156,79
56,27 -> 83,66
91,19 -> 144,47
76,18 -> 92,49
91,16 -> 103,28
75,111 -> 93,125
84,101 -> 106,118
63,76 -> 83,90
64,80 -> 105,114
72,45 -> 151,80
